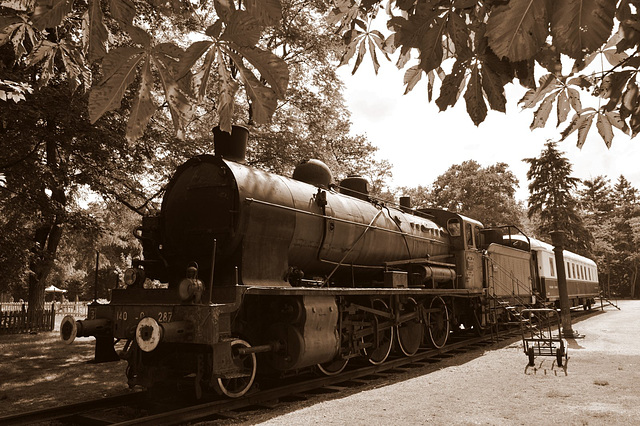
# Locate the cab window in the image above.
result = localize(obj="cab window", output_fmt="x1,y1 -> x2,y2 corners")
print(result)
474,226 -> 481,248
447,218 -> 461,237
466,223 -> 474,247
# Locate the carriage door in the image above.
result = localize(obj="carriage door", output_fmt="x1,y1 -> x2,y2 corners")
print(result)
530,251 -> 542,296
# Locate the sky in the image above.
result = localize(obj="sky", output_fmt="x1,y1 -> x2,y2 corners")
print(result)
336,62 -> 640,202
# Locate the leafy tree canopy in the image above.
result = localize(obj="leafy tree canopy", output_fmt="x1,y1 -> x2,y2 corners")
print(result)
330,0 -> 640,148
0,0 -> 290,140
400,159 -> 522,227
0,1 -> 392,305
4,0 -> 640,150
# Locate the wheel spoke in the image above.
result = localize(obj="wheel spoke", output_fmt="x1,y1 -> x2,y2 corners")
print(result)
427,296 -> 450,349
397,297 -> 423,356
363,299 -> 394,365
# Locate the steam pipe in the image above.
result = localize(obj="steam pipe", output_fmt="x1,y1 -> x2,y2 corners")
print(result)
209,239 -> 217,304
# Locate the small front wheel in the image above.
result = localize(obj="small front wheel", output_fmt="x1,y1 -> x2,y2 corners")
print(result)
556,347 -> 564,367
527,347 -> 535,367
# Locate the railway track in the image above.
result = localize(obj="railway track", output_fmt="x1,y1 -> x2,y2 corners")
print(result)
0,307 -> 600,426
0,391 -> 148,425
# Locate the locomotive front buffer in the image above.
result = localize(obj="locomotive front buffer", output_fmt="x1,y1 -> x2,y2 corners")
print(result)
60,304 -> 120,363
59,286 -> 286,394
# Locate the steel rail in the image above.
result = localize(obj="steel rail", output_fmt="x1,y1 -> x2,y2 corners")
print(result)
0,391 -> 147,425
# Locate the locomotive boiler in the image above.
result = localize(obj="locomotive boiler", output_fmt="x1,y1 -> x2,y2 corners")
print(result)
60,126 -> 600,398
144,127 -> 454,291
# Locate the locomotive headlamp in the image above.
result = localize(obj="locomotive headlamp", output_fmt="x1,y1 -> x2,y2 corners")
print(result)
178,277 -> 204,302
123,267 -> 145,287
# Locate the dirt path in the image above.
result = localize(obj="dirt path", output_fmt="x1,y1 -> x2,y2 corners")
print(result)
254,300 -> 640,426
0,319 -> 129,416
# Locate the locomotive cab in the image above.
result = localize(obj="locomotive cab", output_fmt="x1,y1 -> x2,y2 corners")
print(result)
418,209 -> 484,290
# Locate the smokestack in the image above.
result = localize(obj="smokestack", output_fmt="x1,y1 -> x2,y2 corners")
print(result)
212,125 -> 248,162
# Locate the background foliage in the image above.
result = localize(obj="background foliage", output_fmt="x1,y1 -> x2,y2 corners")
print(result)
332,0 -> 640,148
399,144 -> 640,297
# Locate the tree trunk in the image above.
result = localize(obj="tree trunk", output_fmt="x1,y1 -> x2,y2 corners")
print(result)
26,135 -> 67,330
27,223 -> 63,330
633,264 -> 639,299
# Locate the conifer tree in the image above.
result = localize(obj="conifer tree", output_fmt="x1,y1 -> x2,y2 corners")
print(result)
611,176 -> 640,297
580,176 -> 615,219
578,177 -> 616,295
524,141 -> 592,255
614,176 -> 639,208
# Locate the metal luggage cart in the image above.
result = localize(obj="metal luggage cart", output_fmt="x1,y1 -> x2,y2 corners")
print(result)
520,308 -> 567,367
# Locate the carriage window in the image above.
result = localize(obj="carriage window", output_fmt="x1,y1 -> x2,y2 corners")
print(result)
579,264 -> 582,280
447,219 -> 461,236
566,262 -> 571,278
572,263 -> 576,279
549,257 -> 555,277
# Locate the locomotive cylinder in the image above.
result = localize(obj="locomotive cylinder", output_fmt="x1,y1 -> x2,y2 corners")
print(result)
268,296 -> 339,371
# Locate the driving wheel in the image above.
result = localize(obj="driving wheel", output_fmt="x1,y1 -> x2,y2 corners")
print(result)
212,339 -> 257,398
363,299 -> 394,365
427,296 -> 450,349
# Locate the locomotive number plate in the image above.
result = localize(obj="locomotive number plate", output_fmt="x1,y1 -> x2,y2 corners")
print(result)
114,308 -> 173,323
156,311 -> 173,323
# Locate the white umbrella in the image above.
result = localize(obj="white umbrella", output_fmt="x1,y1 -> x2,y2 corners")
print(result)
45,285 -> 67,293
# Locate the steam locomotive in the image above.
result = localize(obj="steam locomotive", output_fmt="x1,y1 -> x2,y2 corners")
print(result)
61,126 -> 599,398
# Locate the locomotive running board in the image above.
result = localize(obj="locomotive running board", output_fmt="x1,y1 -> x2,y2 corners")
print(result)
240,285 -> 482,298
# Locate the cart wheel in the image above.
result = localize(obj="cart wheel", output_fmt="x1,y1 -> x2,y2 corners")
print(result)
527,347 -> 535,367
556,347 -> 564,367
